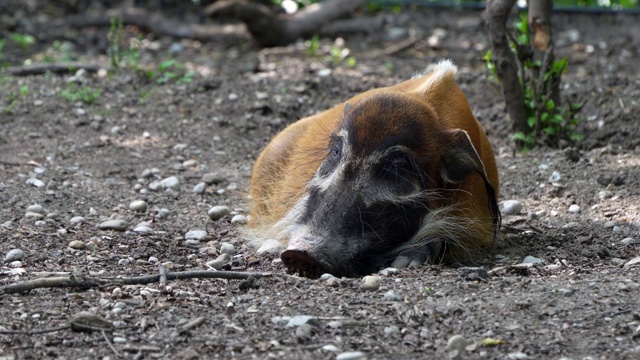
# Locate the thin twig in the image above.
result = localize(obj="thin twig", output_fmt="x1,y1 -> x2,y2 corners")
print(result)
102,330 -> 121,358
6,62 -> 104,76
0,270 -> 273,294
0,325 -> 69,335
180,316 -> 206,331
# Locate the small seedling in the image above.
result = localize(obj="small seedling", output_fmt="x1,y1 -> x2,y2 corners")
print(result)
61,85 -> 102,105
9,33 -> 35,51
306,35 -> 320,57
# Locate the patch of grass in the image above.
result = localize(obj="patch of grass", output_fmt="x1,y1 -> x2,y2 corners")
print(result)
61,85 -> 102,105
9,33 -> 35,51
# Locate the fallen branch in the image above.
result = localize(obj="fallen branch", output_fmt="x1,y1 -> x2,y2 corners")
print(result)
0,270 -> 273,294
43,7 -> 247,43
6,62 -> 104,76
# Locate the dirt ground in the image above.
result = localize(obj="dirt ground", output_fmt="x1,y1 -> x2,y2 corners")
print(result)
1,5 -> 639,360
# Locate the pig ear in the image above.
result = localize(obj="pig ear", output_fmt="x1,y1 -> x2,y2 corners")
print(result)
440,129 -> 487,185
440,129 -> 501,229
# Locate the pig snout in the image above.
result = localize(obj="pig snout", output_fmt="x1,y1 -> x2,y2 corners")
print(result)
281,249 -> 327,279
280,237 -> 331,278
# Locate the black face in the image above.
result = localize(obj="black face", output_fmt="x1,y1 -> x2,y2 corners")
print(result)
283,130 -> 435,277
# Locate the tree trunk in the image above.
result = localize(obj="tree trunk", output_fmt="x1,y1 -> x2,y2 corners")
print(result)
485,0 -> 528,146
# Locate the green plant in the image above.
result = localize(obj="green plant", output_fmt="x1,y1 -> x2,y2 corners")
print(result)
9,33 -> 35,51
61,85 -> 102,105
306,35 -> 320,57
108,17 -> 124,70
156,59 -> 194,85
485,13 -> 582,152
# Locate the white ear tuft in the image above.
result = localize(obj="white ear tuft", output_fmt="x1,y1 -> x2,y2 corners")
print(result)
414,59 -> 458,94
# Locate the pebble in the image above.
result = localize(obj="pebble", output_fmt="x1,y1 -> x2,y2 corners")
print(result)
134,222 -> 153,233
623,257 -> 640,269
159,176 -> 180,191
598,190 -> 613,200
568,204 -> 580,214
68,240 -> 86,250
317,69 -> 332,77
336,351 -> 367,360
501,200 -> 522,215
548,171 -> 562,183
206,254 -> 231,270
320,273 -> 335,280
361,275 -> 381,291
604,220 -> 619,228
285,315 -> 320,328
383,290 -> 403,301
155,208 -> 171,219
23,211 -> 44,221
522,255 -> 545,264
26,204 -> 45,214
202,173 -> 223,185
257,239 -> 284,255
9,261 -> 22,268
219,243 -> 235,256
271,316 -> 292,326
99,219 -> 128,231
384,326 -> 400,336
118,258 -> 131,266
231,214 -> 248,224
6,249 -> 26,261
112,337 -> 127,344
183,159 -> 198,168
185,230 -> 208,241
192,182 -> 206,194
46,212 -> 60,220
621,237 -> 638,245
57,228 -> 67,236
326,277 -> 339,287
322,344 -> 340,353
295,323 -> 314,340
208,205 -> 231,221
129,200 -> 147,212
508,352 -> 529,359
26,178 -> 46,188
447,334 -> 470,353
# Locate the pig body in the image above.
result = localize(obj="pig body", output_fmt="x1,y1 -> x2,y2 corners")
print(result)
249,60 -> 500,278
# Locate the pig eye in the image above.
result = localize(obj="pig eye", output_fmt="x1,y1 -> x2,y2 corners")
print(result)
318,137 -> 343,177
328,137 -> 343,162
381,153 -> 414,185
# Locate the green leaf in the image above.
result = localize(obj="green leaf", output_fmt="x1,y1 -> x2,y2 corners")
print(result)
527,116 -> 536,128
545,99 -> 555,111
543,127 -> 556,135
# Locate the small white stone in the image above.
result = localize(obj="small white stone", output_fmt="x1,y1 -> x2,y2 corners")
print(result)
183,159 -> 198,168
23,211 -> 44,221
621,238 -> 638,245
68,240 -> 86,250
192,182 -> 206,194
99,219 -> 128,231
257,239 -> 284,255
185,230 -> 208,241
9,261 -> 22,268
208,205 -> 231,221
219,242 -> 235,256
118,258 -> 131,266
383,290 -> 403,301
548,171 -> 562,183
361,275 -> 381,291
228,93 -> 238,101
568,204 -> 581,214
317,69 -> 332,77
26,204 -> 45,214
148,256 -> 159,263
384,326 -> 401,336
6,249 -> 26,261
26,178 -> 46,188
155,208 -> 171,219
159,176 -> 180,191
336,351 -> 367,360
522,255 -> 545,264
501,200 -> 522,215
129,200 -> 147,212
231,214 -> 247,224
134,224 -> 152,233
598,190 -> 613,200
112,337 -> 127,344
206,254 -> 231,270
446,334 -> 470,352
604,220 -> 619,228
321,344 -> 340,353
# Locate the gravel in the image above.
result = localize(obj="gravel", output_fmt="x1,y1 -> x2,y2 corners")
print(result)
184,230 -> 208,241
129,200 -> 147,212
501,200 -> 522,215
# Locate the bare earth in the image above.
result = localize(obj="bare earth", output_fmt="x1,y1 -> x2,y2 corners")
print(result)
1,7 -> 639,360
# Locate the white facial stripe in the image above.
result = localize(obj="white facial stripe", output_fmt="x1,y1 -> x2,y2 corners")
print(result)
310,129 -> 350,192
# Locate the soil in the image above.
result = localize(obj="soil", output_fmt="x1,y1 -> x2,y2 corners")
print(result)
1,5 -> 639,360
